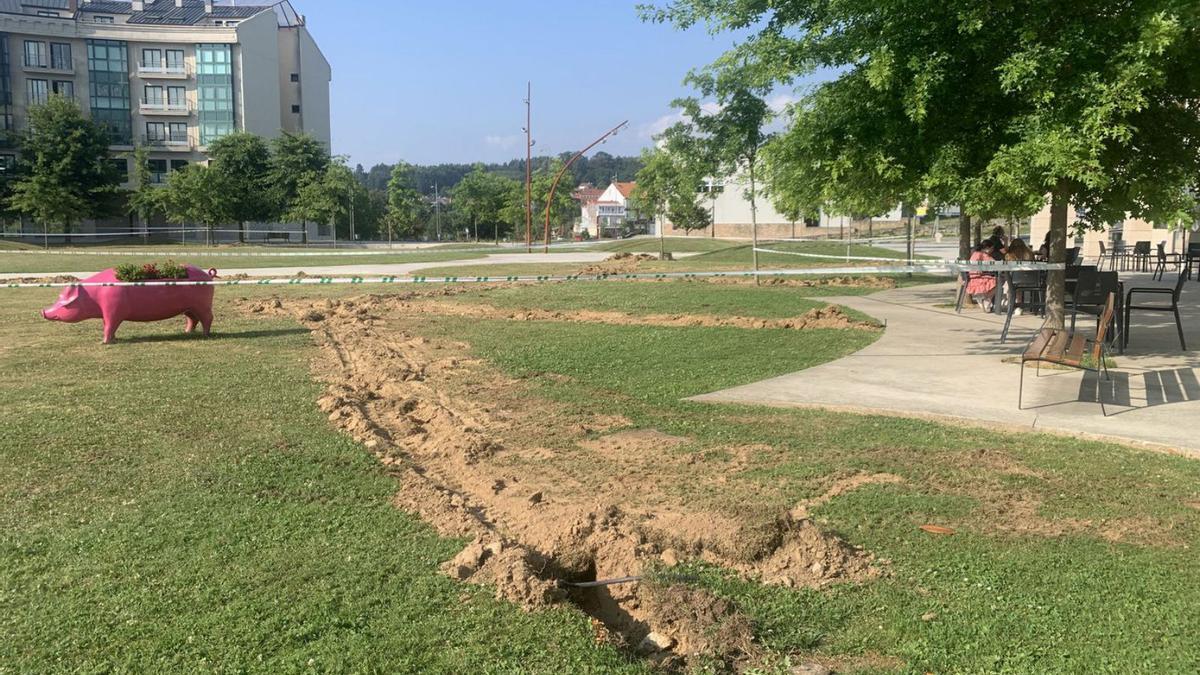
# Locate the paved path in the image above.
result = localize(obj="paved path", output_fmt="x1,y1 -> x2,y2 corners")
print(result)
0,251 -> 614,280
694,278 -> 1200,456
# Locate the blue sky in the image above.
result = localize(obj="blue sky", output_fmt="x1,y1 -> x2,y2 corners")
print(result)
295,1 -> 757,167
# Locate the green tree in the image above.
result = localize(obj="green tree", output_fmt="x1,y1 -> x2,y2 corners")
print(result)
284,162 -> 352,242
270,132 -> 329,243
208,132 -> 274,243
642,0 -> 1200,325
530,158 -> 578,243
666,89 -> 770,273
159,164 -> 234,246
384,163 -> 426,242
634,147 -> 708,256
8,96 -> 123,243
126,145 -> 166,239
451,165 -> 513,243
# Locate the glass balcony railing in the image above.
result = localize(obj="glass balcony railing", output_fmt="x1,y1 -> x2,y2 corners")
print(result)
139,99 -> 190,113
142,134 -> 192,149
137,62 -> 190,77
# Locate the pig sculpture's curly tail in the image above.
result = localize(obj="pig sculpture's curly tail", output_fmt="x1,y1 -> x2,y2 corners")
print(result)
208,268 -> 218,279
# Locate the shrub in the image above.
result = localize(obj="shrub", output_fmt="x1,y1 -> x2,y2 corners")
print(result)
115,260 -> 190,282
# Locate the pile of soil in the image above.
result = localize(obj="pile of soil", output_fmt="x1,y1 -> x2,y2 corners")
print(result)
296,296 -> 879,333
240,294 -> 889,668
578,252 -> 660,275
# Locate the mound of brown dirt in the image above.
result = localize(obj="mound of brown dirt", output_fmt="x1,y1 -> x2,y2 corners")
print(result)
294,296 -> 878,333
578,252 -> 660,275
238,294 -> 888,665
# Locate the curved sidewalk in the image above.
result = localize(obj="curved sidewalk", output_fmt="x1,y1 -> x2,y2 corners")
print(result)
692,282 -> 1200,457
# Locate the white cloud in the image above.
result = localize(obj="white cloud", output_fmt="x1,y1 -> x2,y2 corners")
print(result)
766,93 -> 800,114
484,134 -> 522,150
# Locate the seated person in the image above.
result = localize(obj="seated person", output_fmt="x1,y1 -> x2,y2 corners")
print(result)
967,239 -> 999,312
1005,238 -> 1035,262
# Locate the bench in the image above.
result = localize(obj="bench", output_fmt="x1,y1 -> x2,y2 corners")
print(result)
1018,292 -> 1115,416
265,232 -> 291,243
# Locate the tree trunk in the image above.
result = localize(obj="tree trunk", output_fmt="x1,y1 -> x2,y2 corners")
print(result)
749,160 -> 759,284
301,220 -> 308,247
1045,182 -> 1071,329
239,221 -> 246,244
959,214 -> 972,261
973,221 -> 983,246
64,221 -> 72,245
473,215 -> 478,244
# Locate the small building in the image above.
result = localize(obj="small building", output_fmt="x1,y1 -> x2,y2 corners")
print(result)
574,181 -> 644,238
660,174 -> 905,240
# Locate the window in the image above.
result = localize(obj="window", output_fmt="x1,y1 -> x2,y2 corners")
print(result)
87,39 -> 132,145
291,104 -> 301,114
146,121 -> 166,142
109,157 -> 128,178
168,122 -> 188,142
93,16 -> 115,24
144,85 -> 164,105
196,44 -> 234,145
170,159 -> 188,172
0,154 -> 15,172
50,43 -> 70,70
141,48 -> 161,69
52,80 -> 73,99
148,158 -> 168,184
36,11 -> 59,18
24,41 -> 47,68
167,86 -> 185,107
26,79 -> 48,105
290,73 -> 300,83
165,49 -> 184,72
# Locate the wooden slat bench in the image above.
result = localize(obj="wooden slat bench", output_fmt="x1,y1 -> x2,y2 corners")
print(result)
1018,293 -> 1115,416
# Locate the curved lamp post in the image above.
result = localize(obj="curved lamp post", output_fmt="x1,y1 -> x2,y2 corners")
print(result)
543,120 -> 629,252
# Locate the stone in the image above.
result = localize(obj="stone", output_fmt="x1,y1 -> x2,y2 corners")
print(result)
660,549 -> 680,567
637,632 -> 675,654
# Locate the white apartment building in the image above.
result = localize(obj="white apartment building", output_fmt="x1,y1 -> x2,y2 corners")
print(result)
0,0 -> 330,238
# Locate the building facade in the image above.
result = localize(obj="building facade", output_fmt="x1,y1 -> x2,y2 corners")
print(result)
0,0 -> 331,239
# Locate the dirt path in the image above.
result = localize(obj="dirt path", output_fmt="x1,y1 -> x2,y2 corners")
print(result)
240,293 -> 892,669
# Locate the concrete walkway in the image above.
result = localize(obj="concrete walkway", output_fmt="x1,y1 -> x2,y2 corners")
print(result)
694,277 -> 1200,457
0,251 -> 615,280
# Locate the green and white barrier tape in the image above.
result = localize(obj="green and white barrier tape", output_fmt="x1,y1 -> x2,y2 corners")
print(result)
4,261 -> 1065,289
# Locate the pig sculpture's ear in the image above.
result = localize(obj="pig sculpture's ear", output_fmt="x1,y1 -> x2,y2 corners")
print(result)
60,286 -> 80,305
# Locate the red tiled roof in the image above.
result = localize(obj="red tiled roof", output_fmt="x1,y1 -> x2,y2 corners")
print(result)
613,182 -> 636,198
572,188 -> 604,205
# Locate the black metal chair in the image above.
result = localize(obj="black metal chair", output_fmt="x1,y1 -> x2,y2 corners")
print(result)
1071,270 -> 1122,347
1124,269 -> 1188,350
1131,241 -> 1152,272
1000,270 -> 1046,343
1152,242 -> 1182,281
1186,242 -> 1200,281
1098,241 -> 1118,272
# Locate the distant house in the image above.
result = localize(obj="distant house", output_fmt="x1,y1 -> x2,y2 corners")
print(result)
573,181 -> 644,238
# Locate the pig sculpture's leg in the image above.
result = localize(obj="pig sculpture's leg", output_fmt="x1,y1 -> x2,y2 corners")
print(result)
184,312 -> 199,334
101,317 -> 120,344
196,308 -> 214,337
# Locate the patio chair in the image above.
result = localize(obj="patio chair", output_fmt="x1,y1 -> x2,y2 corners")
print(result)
1000,270 -> 1046,343
1152,242 -> 1182,282
1111,240 -> 1129,271
1069,269 -> 1117,333
1019,293 -> 1115,416
1098,241 -> 1119,272
1124,269 -> 1188,351
1130,241 -> 1152,272
1187,242 -> 1200,280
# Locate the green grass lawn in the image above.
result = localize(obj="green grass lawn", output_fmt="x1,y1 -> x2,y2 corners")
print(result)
2,281 -> 1197,672
586,237 -> 741,254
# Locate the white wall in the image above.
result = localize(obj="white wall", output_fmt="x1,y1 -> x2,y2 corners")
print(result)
235,11 -> 282,139
296,25 -> 331,148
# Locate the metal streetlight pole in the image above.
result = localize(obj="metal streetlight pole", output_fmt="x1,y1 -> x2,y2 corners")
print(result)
543,120 -> 629,253
431,183 -> 442,241
524,82 -> 534,253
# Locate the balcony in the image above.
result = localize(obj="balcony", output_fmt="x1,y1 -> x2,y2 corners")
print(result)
142,134 -> 194,151
137,63 -> 190,79
139,99 -> 191,116
22,60 -> 74,76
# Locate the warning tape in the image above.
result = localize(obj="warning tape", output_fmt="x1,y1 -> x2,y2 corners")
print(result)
0,248 -> 493,258
3,261 -> 1065,289
753,248 -> 1064,271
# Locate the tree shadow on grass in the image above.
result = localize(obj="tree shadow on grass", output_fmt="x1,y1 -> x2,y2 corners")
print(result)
119,328 -> 310,344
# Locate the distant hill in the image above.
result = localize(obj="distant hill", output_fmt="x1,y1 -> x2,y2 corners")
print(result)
354,151 -> 643,195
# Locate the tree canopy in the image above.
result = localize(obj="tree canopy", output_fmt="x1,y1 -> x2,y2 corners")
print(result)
8,96 -> 123,239
642,0 -> 1200,323
208,132 -> 275,241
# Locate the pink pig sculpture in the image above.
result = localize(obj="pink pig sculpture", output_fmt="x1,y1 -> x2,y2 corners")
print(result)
42,266 -> 217,344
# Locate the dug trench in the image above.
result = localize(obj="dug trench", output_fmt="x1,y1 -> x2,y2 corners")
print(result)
240,291 -> 894,669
